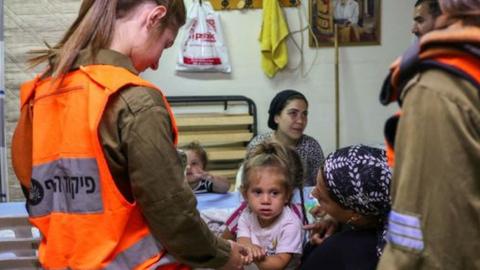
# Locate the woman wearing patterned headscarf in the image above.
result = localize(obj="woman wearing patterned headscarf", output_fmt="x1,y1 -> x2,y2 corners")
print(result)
301,145 -> 392,270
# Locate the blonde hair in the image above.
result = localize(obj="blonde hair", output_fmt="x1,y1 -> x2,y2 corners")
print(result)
240,141 -> 304,202
28,0 -> 186,77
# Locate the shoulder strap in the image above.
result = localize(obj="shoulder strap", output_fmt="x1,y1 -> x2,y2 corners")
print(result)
79,65 -> 179,145
11,79 -> 39,188
423,55 -> 480,92
380,43 -> 480,106
79,65 -> 157,92
11,75 -> 46,188
379,42 -> 420,106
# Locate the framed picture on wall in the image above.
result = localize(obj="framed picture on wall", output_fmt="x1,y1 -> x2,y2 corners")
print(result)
309,0 -> 381,47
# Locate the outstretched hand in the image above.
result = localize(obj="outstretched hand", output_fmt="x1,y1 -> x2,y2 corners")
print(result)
186,169 -> 207,184
243,243 -> 266,265
218,240 -> 249,270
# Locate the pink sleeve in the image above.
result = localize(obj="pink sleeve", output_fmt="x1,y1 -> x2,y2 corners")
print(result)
236,209 -> 251,238
275,219 -> 304,254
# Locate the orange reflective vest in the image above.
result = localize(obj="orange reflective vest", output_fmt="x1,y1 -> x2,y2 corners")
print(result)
381,48 -> 480,167
15,65 -> 183,269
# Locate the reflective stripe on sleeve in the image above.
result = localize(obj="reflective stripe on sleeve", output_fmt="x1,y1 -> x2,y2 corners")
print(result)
389,210 -> 421,227
387,210 -> 424,251
388,221 -> 423,240
387,232 -> 424,251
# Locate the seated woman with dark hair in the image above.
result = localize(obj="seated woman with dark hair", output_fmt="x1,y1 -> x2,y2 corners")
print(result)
222,89 -> 325,240
302,145 -> 392,270
247,89 -> 324,187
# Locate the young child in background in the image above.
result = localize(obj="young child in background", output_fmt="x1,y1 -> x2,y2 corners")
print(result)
237,141 -> 305,270
183,141 -> 231,194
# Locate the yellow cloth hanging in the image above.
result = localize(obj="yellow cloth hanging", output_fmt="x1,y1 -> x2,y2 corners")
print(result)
259,0 -> 289,78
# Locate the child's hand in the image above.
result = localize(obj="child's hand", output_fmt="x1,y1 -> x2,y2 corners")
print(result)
186,169 -> 206,184
191,170 -> 208,181
220,240 -> 249,270
244,243 -> 266,264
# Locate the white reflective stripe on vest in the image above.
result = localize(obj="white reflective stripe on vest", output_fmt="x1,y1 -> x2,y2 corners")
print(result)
148,253 -> 178,270
29,158 -> 103,216
105,234 -> 172,269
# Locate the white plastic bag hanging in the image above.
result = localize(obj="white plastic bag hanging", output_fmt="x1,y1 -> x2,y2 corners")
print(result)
176,0 -> 231,73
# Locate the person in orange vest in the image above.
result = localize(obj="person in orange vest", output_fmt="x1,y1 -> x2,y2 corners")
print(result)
378,0 -> 480,269
11,0 -> 247,269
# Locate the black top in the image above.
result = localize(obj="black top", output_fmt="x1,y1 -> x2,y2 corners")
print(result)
301,227 -> 378,270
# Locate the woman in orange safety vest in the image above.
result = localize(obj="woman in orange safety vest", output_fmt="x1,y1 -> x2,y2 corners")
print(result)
11,0 -> 247,269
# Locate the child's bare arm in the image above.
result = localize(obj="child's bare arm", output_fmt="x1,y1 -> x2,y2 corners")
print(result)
255,253 -> 292,270
236,237 -> 252,246
189,170 -> 230,193
206,173 -> 231,193
237,237 -> 265,264
221,227 -> 235,241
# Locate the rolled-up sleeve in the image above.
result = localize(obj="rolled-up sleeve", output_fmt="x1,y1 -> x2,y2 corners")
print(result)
112,87 -> 230,268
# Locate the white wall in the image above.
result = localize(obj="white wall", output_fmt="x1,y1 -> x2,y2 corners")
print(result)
143,0 -> 414,155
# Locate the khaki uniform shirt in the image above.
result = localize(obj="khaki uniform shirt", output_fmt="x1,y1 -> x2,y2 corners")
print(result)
72,49 -> 230,268
378,69 -> 480,269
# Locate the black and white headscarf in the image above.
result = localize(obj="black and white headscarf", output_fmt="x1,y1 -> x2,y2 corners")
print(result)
323,144 -> 392,256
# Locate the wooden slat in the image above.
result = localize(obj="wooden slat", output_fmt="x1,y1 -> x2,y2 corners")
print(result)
0,216 -> 35,240
178,131 -> 253,146
0,216 -> 40,269
210,169 -> 239,179
0,256 -> 41,269
210,169 -> 241,192
175,114 -> 253,128
206,147 -> 246,161
169,100 -> 254,192
0,238 -> 40,252
0,216 -> 32,227
207,162 -> 242,170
